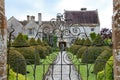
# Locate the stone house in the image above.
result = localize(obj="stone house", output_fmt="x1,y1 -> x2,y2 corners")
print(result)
7,8 -> 100,47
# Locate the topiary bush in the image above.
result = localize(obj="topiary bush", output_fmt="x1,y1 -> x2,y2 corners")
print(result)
83,38 -> 91,46
69,45 -> 81,55
97,56 -> 113,80
35,45 -> 48,59
12,33 -> 29,47
81,46 -> 104,63
7,49 -> 26,75
29,38 -> 38,46
93,49 -> 112,74
15,47 -> 40,65
92,34 -> 104,46
76,46 -> 87,59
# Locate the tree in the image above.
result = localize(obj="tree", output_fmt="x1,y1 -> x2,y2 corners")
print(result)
100,28 -> 112,39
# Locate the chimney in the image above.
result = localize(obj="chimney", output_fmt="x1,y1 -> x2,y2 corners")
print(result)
31,16 -> 35,21
81,8 -> 87,11
27,15 -> 30,22
38,13 -> 42,25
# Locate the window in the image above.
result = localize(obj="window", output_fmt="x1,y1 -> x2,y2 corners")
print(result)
91,28 -> 94,31
28,29 -> 34,35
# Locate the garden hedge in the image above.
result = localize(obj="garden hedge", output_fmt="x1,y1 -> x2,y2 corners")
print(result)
7,49 -> 26,74
15,47 -> 40,65
93,49 -> 112,74
81,46 -> 104,63
97,56 -> 113,80
76,46 -> 87,59
69,45 -> 81,55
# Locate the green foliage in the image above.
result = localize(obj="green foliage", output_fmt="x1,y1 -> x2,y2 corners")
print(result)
97,56 -> 113,80
105,56 -> 113,80
15,47 -> 40,64
93,49 -> 112,74
83,38 -> 91,46
37,38 -> 43,45
76,46 -> 87,59
104,39 -> 112,46
7,49 -> 26,74
29,38 -> 38,46
90,32 -> 97,41
9,69 -> 29,80
97,71 -> 104,80
12,33 -> 29,47
92,34 -> 104,46
23,35 -> 28,40
36,45 -> 49,59
69,45 -> 81,55
81,46 -> 104,63
74,38 -> 85,45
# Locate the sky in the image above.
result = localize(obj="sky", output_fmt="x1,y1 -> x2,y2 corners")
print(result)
5,0 -> 113,29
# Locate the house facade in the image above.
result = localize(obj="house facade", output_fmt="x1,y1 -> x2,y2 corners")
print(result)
7,8 -> 100,47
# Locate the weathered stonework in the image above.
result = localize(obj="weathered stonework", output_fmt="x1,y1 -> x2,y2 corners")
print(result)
113,0 -> 120,80
0,0 -> 7,80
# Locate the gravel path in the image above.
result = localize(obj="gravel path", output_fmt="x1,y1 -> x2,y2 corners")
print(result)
44,51 -> 81,80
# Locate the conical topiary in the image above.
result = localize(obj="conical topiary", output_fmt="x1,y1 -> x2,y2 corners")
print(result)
29,38 -> 38,46
12,33 -> 29,47
83,38 -> 91,46
92,34 -> 104,46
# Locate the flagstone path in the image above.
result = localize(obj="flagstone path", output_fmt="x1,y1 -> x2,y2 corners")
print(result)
44,51 -> 81,80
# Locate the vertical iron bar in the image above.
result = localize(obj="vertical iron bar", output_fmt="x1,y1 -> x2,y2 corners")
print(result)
42,64 -> 45,80
69,64 -> 71,80
16,59 -> 18,80
78,64 -> 80,80
52,64 -> 54,80
87,64 -> 89,80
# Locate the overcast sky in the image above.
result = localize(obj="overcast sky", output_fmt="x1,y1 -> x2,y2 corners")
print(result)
5,0 -> 113,29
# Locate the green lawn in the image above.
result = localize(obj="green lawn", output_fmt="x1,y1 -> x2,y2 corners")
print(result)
68,52 -> 96,80
26,52 -> 58,80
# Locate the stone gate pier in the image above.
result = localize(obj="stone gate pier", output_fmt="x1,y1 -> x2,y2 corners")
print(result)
0,0 -> 7,80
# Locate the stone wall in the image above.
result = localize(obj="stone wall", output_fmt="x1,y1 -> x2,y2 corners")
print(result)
113,0 -> 120,80
0,0 -> 7,80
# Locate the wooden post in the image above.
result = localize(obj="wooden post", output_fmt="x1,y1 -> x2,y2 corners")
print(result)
113,0 -> 120,80
0,0 -> 7,80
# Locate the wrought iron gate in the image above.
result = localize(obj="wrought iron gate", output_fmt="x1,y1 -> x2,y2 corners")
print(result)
7,13 -> 113,80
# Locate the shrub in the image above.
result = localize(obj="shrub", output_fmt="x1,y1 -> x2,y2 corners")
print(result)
35,45 -> 48,59
45,46 -> 52,54
12,33 -> 29,47
92,34 -> 104,46
29,38 -> 38,46
15,47 -> 40,64
97,56 -> 113,80
81,46 -> 104,63
76,46 -> 87,59
9,69 -> 29,80
7,49 -> 26,74
90,32 -> 97,41
97,70 -> 104,80
37,38 -> 43,45
69,45 -> 81,55
83,38 -> 91,46
93,49 -> 112,74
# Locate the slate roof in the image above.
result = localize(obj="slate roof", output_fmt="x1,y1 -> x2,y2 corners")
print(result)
64,10 -> 100,26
